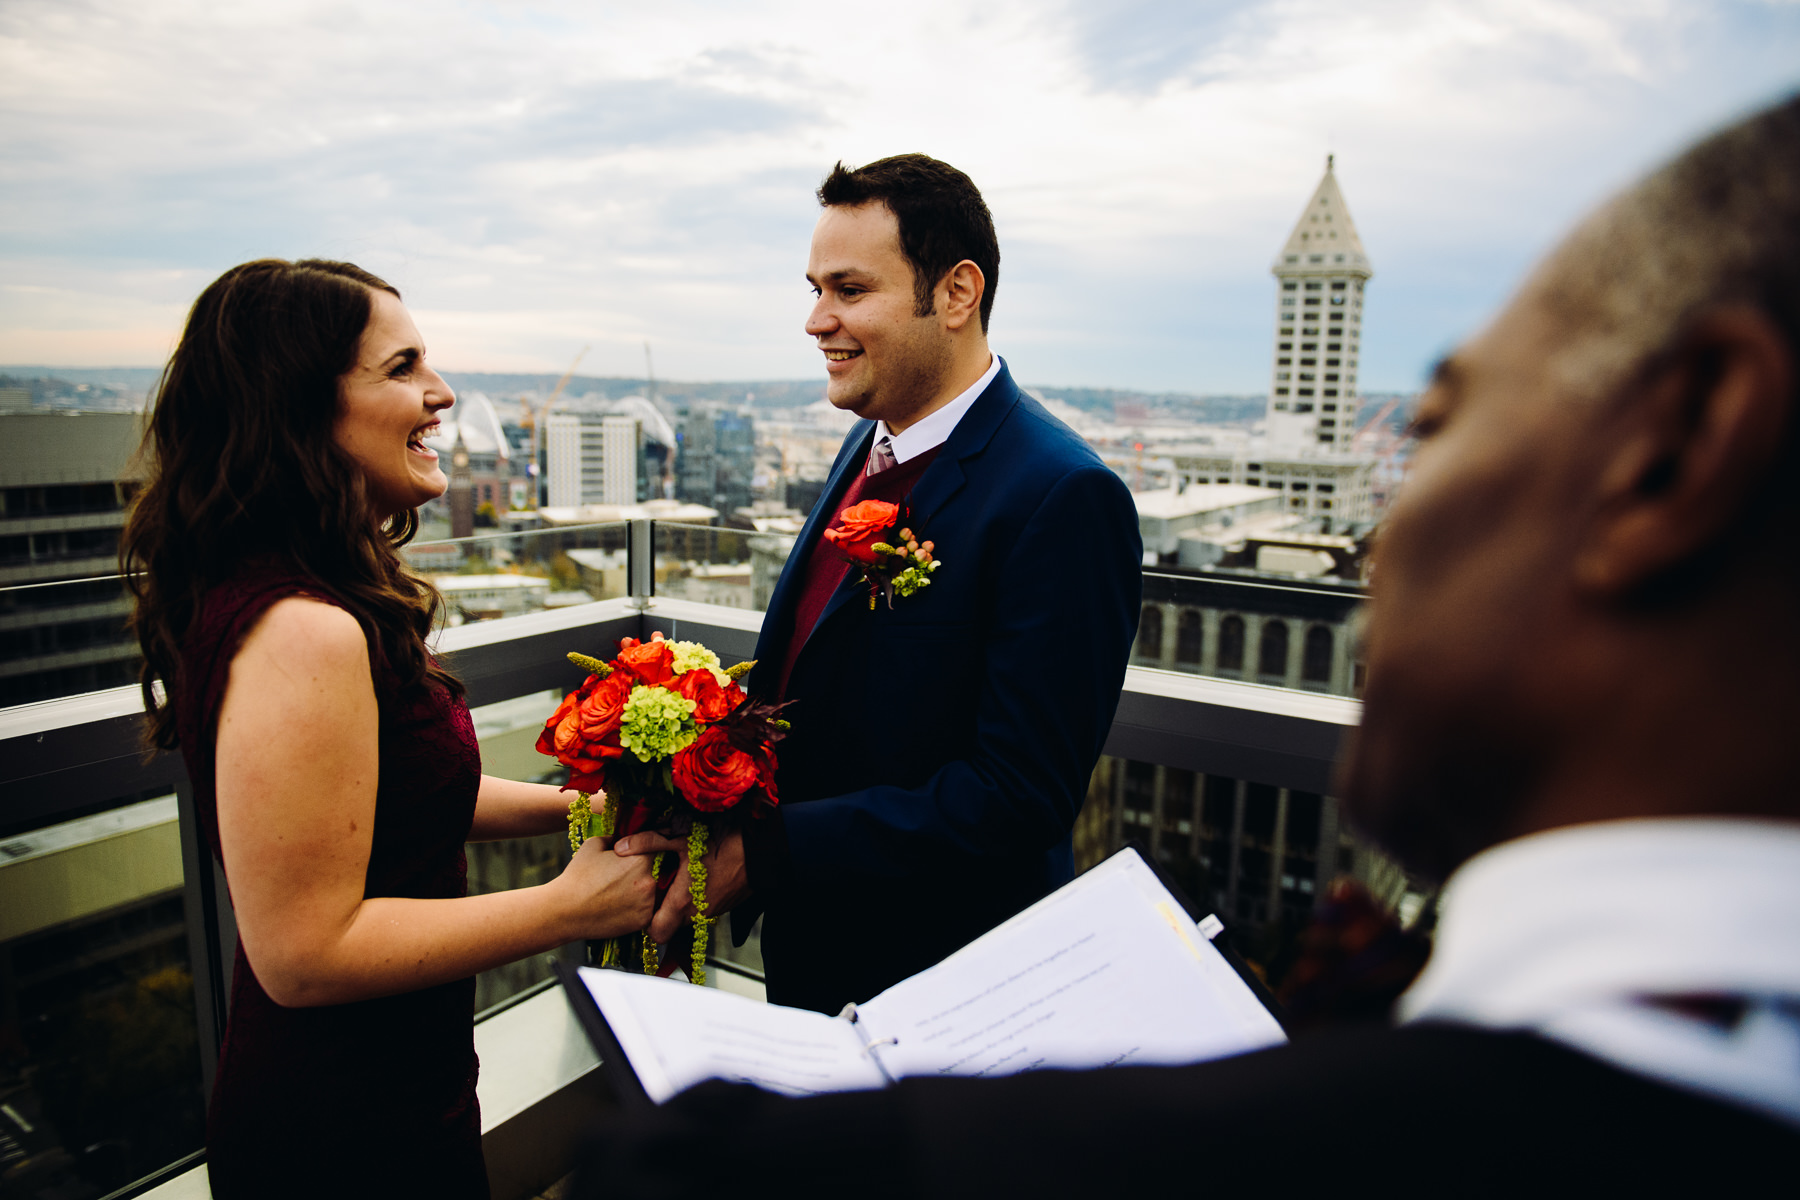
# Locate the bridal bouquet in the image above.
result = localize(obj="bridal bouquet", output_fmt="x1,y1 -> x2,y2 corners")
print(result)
536,633 -> 786,984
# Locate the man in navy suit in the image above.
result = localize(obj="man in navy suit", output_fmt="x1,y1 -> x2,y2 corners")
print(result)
618,154 -> 1142,1013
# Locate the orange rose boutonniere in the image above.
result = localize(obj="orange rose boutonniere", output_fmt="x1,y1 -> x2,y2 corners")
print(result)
823,500 -> 942,609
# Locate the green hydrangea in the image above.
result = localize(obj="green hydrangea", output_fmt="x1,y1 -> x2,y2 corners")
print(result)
618,684 -> 698,762
668,640 -> 721,674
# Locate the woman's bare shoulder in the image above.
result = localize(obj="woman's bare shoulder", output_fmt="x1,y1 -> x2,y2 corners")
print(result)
238,594 -> 369,674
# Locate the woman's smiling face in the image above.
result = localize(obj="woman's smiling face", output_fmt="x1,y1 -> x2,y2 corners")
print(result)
333,288 -> 456,520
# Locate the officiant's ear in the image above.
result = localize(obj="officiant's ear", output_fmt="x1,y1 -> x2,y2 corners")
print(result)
1573,304 -> 1792,598
939,260 -> 986,333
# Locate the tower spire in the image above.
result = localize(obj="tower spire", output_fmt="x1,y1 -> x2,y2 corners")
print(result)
1263,159 -> 1373,456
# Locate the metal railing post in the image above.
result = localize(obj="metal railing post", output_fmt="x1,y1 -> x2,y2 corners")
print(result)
176,777 -> 230,1103
626,518 -> 655,612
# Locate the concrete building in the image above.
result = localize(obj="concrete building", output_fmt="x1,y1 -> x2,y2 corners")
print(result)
676,409 -> 755,517
545,413 -> 641,508
1162,448 -> 1376,525
431,574 -> 551,623
0,412 -> 144,706
1134,483 -> 1288,566
1266,155 -> 1372,455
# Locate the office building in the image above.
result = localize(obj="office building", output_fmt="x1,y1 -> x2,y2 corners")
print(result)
545,413 -> 641,508
0,412 -> 144,706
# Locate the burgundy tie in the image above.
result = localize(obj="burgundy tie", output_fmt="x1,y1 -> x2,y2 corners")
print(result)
866,435 -> 897,476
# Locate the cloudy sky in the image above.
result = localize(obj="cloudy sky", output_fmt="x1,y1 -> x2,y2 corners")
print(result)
3,0 -> 1797,393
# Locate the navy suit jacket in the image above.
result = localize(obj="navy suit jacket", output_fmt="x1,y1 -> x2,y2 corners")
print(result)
737,359 -> 1142,1013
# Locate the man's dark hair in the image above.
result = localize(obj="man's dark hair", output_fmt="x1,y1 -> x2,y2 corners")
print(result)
818,153 -> 1000,332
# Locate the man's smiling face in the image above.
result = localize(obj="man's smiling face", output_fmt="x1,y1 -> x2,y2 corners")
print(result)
804,201 -> 953,430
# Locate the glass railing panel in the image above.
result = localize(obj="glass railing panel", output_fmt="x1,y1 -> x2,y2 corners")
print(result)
1078,753 -> 1429,1002
651,521 -> 770,613
1132,569 -> 1367,698
464,689 -> 588,1015
0,574 -> 140,708
405,521 -> 631,631
0,794 -> 207,1197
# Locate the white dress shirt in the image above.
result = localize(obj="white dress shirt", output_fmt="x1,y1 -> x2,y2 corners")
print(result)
1400,817 -> 1800,1127
877,354 -> 1001,464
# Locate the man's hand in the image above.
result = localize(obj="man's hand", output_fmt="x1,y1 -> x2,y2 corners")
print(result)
615,828 -> 750,944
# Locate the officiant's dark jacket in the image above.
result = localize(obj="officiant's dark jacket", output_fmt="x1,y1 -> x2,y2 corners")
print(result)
735,359 -> 1141,1014
577,1024 -> 1800,1197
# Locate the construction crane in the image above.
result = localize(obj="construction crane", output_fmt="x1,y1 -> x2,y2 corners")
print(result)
523,346 -> 589,510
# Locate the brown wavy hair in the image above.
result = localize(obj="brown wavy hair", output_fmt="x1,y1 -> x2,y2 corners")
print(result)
122,258 -> 461,751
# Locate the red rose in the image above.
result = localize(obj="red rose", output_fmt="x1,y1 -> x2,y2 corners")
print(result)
675,667 -> 744,723
614,637 -> 676,686
750,745 -> 780,810
671,726 -> 760,812
823,499 -> 898,565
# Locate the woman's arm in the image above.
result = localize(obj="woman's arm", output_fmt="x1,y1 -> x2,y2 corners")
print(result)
214,597 -> 654,1008
469,776 -> 574,841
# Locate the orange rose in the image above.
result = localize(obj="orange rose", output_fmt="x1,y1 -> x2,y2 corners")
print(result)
537,672 -> 628,783
823,499 -> 898,565
536,672 -> 599,759
671,726 -> 760,812
614,637 -> 676,686
575,673 -> 633,744
675,667 -> 744,723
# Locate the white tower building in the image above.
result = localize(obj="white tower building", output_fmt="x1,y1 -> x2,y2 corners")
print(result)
1265,156 -> 1372,455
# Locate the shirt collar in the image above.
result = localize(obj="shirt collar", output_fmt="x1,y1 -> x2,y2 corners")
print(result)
1400,817 -> 1800,1126
1404,817 -> 1800,1024
881,354 -> 1000,465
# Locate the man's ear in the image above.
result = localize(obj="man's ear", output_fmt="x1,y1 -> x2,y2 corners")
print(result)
1576,305 -> 1793,595
939,260 -> 986,332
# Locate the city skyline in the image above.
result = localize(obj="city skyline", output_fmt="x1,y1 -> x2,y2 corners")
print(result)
3,1 -> 1797,394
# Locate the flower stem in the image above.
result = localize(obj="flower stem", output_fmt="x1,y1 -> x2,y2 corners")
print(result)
566,791 -> 592,853
687,821 -> 710,987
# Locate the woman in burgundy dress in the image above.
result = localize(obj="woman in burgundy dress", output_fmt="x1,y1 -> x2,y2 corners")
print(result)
121,259 -> 655,1198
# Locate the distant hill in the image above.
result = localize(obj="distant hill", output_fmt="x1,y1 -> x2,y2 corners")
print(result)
436,374 -> 827,410
2,366 -> 1413,430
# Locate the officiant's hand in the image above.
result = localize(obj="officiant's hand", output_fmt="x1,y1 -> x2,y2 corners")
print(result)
615,829 -> 749,944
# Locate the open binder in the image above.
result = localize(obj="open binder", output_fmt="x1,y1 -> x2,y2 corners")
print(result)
556,845 -> 1287,1108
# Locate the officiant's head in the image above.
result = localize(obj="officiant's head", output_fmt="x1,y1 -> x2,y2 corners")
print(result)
1340,94 -> 1800,881
805,153 -> 1000,432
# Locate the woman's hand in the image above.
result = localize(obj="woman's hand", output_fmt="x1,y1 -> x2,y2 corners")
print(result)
556,840 -> 658,939
615,830 -> 751,944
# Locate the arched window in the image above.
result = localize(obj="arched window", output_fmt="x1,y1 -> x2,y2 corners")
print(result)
1258,620 -> 1290,678
1217,615 -> 1245,673
1136,604 -> 1163,660
1302,624 -> 1334,684
1175,610 -> 1203,665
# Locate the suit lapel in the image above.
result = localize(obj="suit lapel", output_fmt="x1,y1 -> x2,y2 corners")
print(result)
755,420 -> 874,666
761,361 -> 1024,687
807,362 -> 1023,634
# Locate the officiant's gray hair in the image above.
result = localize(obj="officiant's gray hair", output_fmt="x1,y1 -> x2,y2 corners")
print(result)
1533,93 -> 1800,409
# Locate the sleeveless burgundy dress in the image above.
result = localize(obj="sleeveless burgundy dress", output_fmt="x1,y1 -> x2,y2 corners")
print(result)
173,564 -> 486,1198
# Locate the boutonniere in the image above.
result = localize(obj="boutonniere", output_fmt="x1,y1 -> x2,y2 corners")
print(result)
822,499 -> 942,609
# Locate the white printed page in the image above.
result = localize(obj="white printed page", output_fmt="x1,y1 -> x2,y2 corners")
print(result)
579,968 -> 888,1103
856,852 -> 1286,1082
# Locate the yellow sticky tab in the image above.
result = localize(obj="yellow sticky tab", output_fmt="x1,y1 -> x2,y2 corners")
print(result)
1156,901 -> 1204,961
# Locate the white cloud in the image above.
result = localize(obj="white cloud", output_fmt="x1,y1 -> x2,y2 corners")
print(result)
1,0 -> 1795,390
